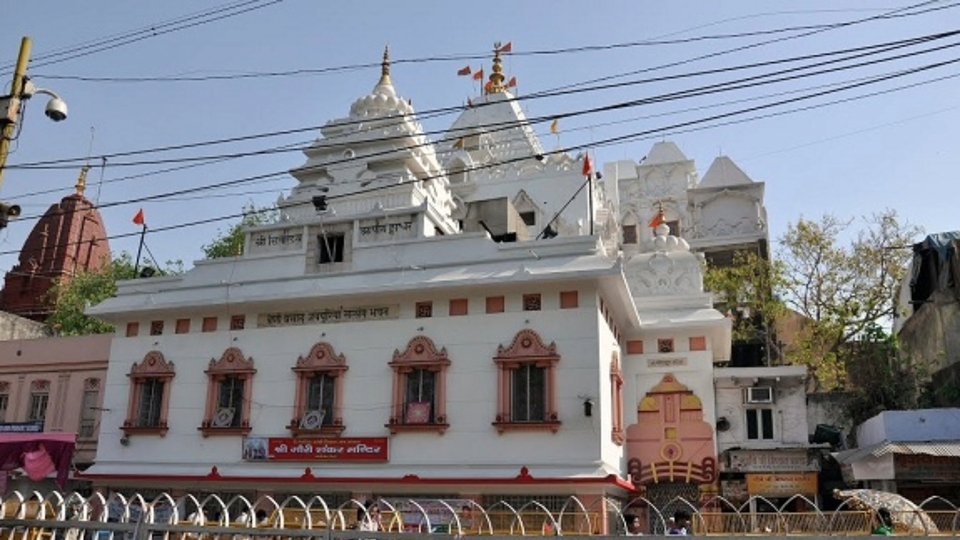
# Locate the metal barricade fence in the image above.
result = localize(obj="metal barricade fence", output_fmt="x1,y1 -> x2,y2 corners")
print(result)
1,491 -> 958,537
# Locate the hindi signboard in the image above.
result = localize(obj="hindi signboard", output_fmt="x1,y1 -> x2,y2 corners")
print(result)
746,472 -> 818,497
243,437 -> 388,462
257,304 -> 399,328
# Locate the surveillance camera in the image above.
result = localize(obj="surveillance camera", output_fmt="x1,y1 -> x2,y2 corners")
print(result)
45,97 -> 68,122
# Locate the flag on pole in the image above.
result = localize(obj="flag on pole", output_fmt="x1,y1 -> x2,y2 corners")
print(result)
582,154 -> 593,177
497,42 -> 513,54
649,211 -> 666,229
550,119 -> 560,135
472,68 -> 484,81
484,80 -> 494,94
457,65 -> 472,76
507,76 -> 517,88
132,208 -> 145,226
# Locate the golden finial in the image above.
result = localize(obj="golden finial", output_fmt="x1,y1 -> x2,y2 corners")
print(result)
486,42 -> 506,95
75,165 -> 90,196
379,44 -> 392,86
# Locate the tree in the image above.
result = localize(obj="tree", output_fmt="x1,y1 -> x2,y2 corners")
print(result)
202,204 -> 279,259
778,210 -> 920,389
45,253 -> 139,335
844,323 -> 921,429
705,209 -> 920,390
704,250 -> 787,362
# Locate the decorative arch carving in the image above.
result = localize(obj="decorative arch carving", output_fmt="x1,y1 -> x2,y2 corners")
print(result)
493,329 -> 561,433
206,347 -> 255,375
495,329 -> 558,363
295,342 -> 347,371
290,342 -> 348,437
130,351 -> 175,377
387,335 -> 451,434
391,335 -> 450,368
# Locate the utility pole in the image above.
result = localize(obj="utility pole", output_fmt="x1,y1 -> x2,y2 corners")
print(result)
0,36 -> 33,191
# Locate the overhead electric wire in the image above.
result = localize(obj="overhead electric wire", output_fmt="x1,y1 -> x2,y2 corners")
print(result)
32,2 -> 960,84
8,28 -> 957,172
2,51 -> 957,255
0,0 -> 283,76
7,34 -> 960,221
10,30 -> 960,175
543,0 -> 956,94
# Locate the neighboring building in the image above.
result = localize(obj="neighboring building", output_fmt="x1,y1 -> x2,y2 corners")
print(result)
0,334 -> 110,490
713,366 -> 821,509
895,232 -> 960,406
0,310 -> 47,340
833,409 -> 960,504
0,168 -> 111,322
78,50 -> 746,532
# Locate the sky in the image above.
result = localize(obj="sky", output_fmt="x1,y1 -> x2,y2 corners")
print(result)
2,0 -> 959,275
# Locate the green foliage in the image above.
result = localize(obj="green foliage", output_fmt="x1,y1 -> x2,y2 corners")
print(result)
202,204 -> 279,259
44,252 -> 180,336
704,210 -> 920,391
704,251 -> 787,357
778,210 -> 919,390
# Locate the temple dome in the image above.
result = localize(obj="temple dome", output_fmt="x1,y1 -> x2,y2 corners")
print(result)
349,46 -> 413,118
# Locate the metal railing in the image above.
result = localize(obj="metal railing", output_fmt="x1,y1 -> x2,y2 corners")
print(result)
0,491 -> 958,537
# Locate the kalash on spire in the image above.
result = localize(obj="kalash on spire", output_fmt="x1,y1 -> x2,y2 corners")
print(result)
484,41 -> 514,95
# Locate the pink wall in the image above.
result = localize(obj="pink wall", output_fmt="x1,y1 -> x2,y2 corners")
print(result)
0,334 -> 110,464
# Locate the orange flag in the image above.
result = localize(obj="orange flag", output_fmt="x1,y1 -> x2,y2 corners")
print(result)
498,42 -> 513,54
649,212 -> 666,229
457,65 -> 472,76
507,76 -> 517,88
472,68 -> 484,81
132,208 -> 145,226
582,154 -> 593,177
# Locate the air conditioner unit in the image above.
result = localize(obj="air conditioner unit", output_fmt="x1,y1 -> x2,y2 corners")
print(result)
211,407 -> 236,428
746,386 -> 774,404
299,409 -> 325,430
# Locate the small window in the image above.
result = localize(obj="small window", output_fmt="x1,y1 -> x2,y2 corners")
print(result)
416,302 -> 433,318
318,233 -> 345,264
79,379 -> 100,438
689,336 -> 707,351
291,342 -> 348,436
486,296 -> 505,314
230,315 -> 246,331
175,319 -> 190,334
202,317 -> 218,333
560,291 -> 579,309
449,298 -> 469,316
493,330 -> 561,433
28,380 -> 50,422
150,321 -> 164,336
522,293 -> 542,311
622,224 -> 638,244
627,340 -> 644,354
657,338 -> 674,353
666,220 -> 681,237
520,211 -> 536,227
123,351 -> 175,436
746,408 -> 775,440
0,393 -> 7,423
388,336 -> 451,433
126,322 -> 139,338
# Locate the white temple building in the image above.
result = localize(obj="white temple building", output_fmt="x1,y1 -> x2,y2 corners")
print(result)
82,46 -> 805,531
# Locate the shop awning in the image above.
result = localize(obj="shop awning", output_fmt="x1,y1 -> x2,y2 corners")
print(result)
833,440 -> 960,464
0,432 -> 76,488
